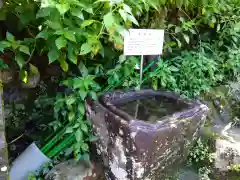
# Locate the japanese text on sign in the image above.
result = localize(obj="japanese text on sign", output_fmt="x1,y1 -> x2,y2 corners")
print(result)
124,29 -> 164,56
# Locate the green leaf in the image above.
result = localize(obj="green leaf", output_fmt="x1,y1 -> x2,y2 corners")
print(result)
73,123 -> 80,129
73,78 -> 84,89
75,129 -> 83,142
19,45 -> 30,55
66,96 -> 76,106
81,20 -> 95,28
176,39 -> 182,48
84,7 -> 93,14
29,64 -> 39,75
78,104 -> 85,115
89,91 -> 97,100
217,24 -> 221,32
80,43 -> 92,55
19,70 -> 28,83
56,3 -> 70,15
36,31 -> 49,39
104,12 -> 115,29
78,62 -> 88,77
0,42 -> 6,53
89,135 -> 99,142
66,127 -> 73,133
119,9 -> 127,22
48,48 -> 59,63
123,4 -> 132,14
68,111 -> 75,122
55,36 -> 67,50
15,53 -> 25,69
169,66 -> 179,72
54,30 -> 64,35
6,32 -> 15,42
71,9 -> 84,20
183,34 -> 190,44
176,0 -> 183,7
79,90 -> 87,100
46,20 -> 62,30
64,31 -> 76,42
80,123 -> 88,133
67,43 -> 77,64
60,56 -> 69,72
36,7 -> 52,18
175,26 -> 181,33
127,14 -> 139,26
81,143 -> 89,152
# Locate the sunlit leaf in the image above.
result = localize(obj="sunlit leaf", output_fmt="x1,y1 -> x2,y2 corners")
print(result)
127,14 -> 139,26
19,45 -> 30,55
29,64 -> 39,75
71,9 -> 84,20
66,127 -> 73,133
123,4 -> 132,14
81,20 -> 95,28
55,36 -> 67,50
60,58 -> 69,72
78,104 -> 85,115
81,143 -> 89,151
56,3 -> 70,15
104,12 -> 115,29
183,34 -> 190,44
19,70 -> 28,83
80,43 -> 92,55
66,96 -> 76,106
175,26 -> 181,33
68,111 -> 75,122
75,129 -> 83,142
80,123 -> 88,133
176,39 -> 182,48
64,31 -> 76,42
119,9 -> 127,22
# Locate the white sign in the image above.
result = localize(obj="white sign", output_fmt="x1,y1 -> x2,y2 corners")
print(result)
124,29 -> 164,56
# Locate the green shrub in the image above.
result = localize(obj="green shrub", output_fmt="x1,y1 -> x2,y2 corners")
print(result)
0,0 -> 240,164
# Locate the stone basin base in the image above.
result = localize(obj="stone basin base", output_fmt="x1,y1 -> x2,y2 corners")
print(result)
86,89 -> 208,179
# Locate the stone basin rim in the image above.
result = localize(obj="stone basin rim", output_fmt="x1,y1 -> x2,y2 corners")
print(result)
97,89 -> 209,129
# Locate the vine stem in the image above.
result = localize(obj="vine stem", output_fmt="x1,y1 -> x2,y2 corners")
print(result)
8,134 -> 24,145
26,40 -> 36,64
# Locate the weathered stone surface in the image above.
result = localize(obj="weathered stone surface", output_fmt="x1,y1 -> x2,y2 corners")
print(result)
201,84 -> 240,177
0,71 -> 14,84
86,89 -> 208,179
0,79 -> 9,179
178,168 -> 199,180
45,160 -> 104,180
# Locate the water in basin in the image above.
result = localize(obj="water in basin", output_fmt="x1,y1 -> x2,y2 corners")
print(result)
114,96 -> 189,122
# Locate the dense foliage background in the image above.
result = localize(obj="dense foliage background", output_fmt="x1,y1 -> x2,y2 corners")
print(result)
0,0 -> 240,177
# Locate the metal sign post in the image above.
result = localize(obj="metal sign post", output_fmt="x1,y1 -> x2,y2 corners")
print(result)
124,29 -> 164,118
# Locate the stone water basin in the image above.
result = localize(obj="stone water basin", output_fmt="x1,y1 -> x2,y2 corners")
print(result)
86,89 -> 209,179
